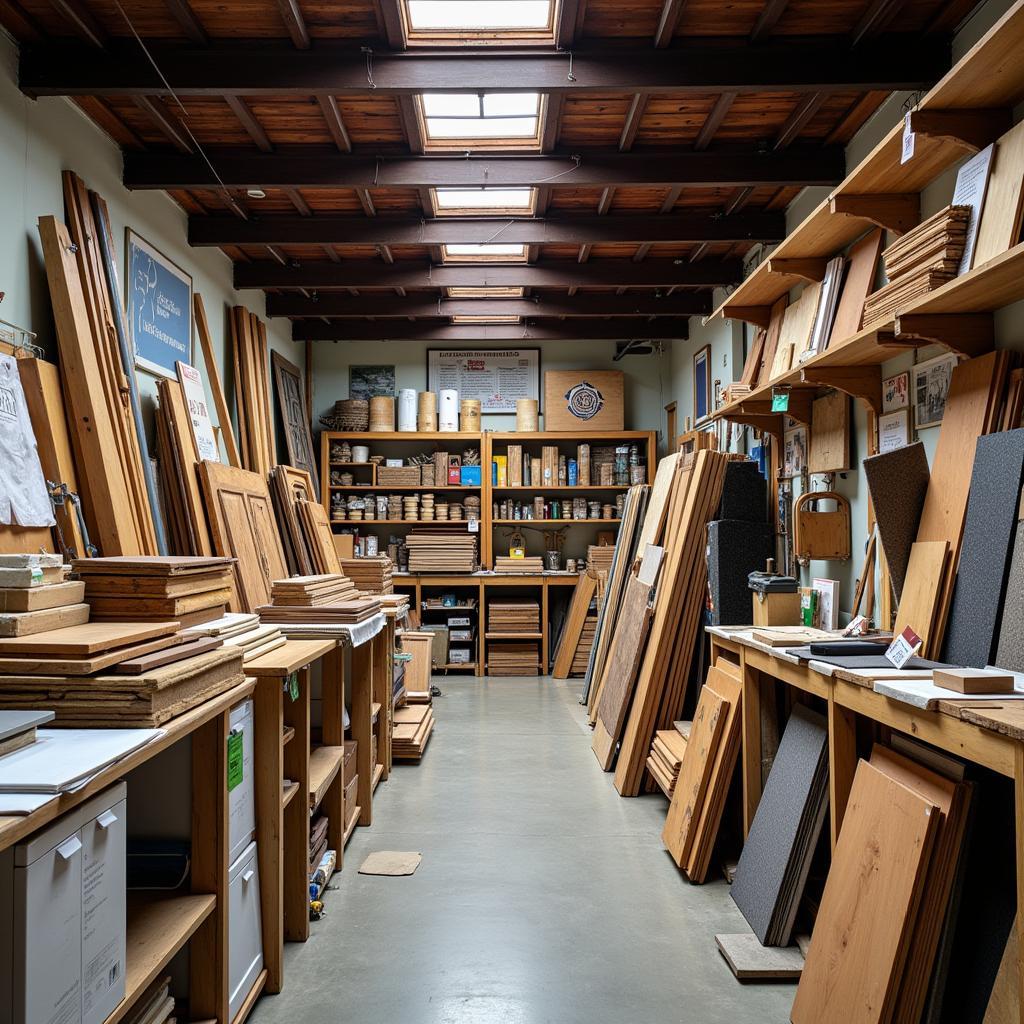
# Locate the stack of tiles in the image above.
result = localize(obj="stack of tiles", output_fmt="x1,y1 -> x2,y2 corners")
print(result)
73,556 -> 236,629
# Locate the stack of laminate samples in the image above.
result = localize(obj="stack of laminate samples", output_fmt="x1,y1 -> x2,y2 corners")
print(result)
259,575 -> 380,624
646,725 -> 689,797
406,530 -> 478,573
185,612 -> 286,663
338,556 -> 394,594
74,555 -> 236,629
493,556 -> 545,573
862,205 -> 969,326
488,600 -> 540,634
392,704 -> 435,761
488,600 -> 540,675
0,554 -> 85,638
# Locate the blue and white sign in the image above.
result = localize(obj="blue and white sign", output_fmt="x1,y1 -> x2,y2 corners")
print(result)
126,230 -> 193,377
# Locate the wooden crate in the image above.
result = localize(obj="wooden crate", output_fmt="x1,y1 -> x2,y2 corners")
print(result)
544,371 -> 624,431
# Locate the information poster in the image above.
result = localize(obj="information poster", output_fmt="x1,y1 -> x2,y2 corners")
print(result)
427,349 -> 540,414
176,362 -> 220,462
126,229 -> 193,377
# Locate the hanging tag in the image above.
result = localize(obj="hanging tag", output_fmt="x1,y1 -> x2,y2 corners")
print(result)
885,625 -> 922,669
901,112 -> 916,164
468,518 -> 479,533
287,672 -> 299,701
842,614 -> 868,637
771,391 -> 790,413
227,731 -> 243,791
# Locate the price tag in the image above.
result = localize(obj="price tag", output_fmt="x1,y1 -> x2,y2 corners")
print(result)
901,112 -> 916,164
287,672 -> 299,702
842,615 -> 867,637
771,391 -> 790,413
227,731 -> 243,791
885,625 -> 922,669
468,518 -> 480,533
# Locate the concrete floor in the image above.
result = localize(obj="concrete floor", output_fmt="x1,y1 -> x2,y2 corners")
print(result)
250,676 -> 795,1024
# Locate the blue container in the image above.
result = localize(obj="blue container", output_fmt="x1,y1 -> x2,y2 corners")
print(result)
568,459 -> 578,486
461,465 -> 482,486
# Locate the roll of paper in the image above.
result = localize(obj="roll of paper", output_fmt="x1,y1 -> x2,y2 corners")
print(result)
397,388 -> 417,432
439,389 -> 459,432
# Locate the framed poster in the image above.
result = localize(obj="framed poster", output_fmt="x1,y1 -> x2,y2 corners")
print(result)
349,365 -> 395,400
879,409 -> 911,453
882,371 -> 909,413
176,362 -> 220,463
693,345 -> 711,423
783,425 -> 807,478
912,352 -> 958,429
427,348 -> 540,414
126,229 -> 192,378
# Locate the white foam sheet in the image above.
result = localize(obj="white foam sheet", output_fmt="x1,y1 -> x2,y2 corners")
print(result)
272,613 -> 385,647
874,668 -> 1024,710
0,791 -> 59,815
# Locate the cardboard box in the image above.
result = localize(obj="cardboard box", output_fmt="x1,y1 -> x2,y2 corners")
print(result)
460,465 -> 482,486
544,370 -> 624,431
448,647 -> 471,664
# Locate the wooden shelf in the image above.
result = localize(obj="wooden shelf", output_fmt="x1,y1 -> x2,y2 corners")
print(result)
485,631 -> 543,639
329,484 -> 482,491
326,431 -> 482,442
308,745 -> 344,811
107,894 -> 216,1024
282,725 -> 295,746
331,519 -> 476,526
492,485 -> 630,491
281,780 -> 300,809
493,518 -> 621,525
488,430 -> 655,441
440,661 -> 476,670
372,762 -> 384,791
422,603 -> 477,610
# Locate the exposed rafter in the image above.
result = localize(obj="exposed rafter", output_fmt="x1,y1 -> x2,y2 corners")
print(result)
317,94 -> 353,152
225,95 -> 272,151
233,257 -> 743,290
654,0 -> 685,48
292,319 -> 692,341
619,94 -> 648,151
128,149 -> 845,191
377,0 -> 405,48
162,0 -> 208,44
19,40 -> 949,97
133,95 -> 192,152
750,0 -> 790,40
694,92 -> 736,150
275,0 -> 310,48
46,0 -> 105,48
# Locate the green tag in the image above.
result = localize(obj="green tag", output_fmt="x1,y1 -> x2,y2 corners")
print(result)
287,672 -> 299,702
771,392 -> 790,413
227,732 -> 243,792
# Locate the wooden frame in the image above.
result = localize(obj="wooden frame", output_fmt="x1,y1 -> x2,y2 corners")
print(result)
271,351 -> 319,492
693,344 -> 711,423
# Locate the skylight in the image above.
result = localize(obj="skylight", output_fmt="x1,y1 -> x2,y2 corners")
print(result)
441,243 -> 528,263
451,314 -> 523,324
420,93 -> 543,150
433,187 -> 536,216
403,0 -> 555,43
447,286 -> 525,298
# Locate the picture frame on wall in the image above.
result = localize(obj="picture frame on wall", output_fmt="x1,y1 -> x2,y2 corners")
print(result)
693,345 -> 711,423
878,408 -> 911,453
349,365 -> 396,400
426,348 -> 541,414
882,371 -> 909,413
125,229 -> 193,378
912,352 -> 959,429
783,425 -> 807,478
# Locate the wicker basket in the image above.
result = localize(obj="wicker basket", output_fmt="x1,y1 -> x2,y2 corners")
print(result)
320,399 -> 369,431
377,465 -> 422,486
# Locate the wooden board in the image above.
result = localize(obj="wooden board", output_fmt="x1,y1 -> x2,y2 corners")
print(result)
271,352 -> 319,493
893,540 -> 949,657
984,919 -> 1020,1024
791,758 -> 940,1024
0,603 -> 90,638
828,228 -> 884,345
756,296 -> 789,387
772,282 -> 821,378
552,572 -> 597,679
0,620 -> 179,656
808,391 -> 851,473
72,556 -> 233,576
974,119 -> 1024,267
200,462 -> 288,612
269,465 -> 316,577
296,500 -> 343,576
0,633 -> 184,675
543,370 -> 624,431
193,292 -> 240,468
0,581 -> 84,613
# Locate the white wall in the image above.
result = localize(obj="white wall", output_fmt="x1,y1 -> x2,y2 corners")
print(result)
0,32 -> 303,453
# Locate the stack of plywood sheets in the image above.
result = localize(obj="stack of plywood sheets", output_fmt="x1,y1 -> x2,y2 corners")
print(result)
792,746 -> 971,1024
569,613 -> 598,676
487,642 -> 539,676
230,305 -> 274,478
269,465 -> 317,576
493,555 -> 544,573
258,597 -> 380,625
184,612 -> 285,663
338,557 -> 394,594
74,555 -> 235,629
269,574 -> 359,606
488,600 -> 540,634
0,555 -> 87,638
646,724 -> 689,797
587,545 -> 615,575
406,531 -> 478,573
862,205 -> 970,326
392,704 -> 435,761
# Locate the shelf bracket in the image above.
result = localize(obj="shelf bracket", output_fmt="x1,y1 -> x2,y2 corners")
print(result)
765,258 -> 829,283
829,194 -> 920,236
724,412 -> 784,440
895,313 -> 995,359
739,392 -> 813,425
799,365 -> 882,417
907,108 -> 1012,154
722,305 -> 772,328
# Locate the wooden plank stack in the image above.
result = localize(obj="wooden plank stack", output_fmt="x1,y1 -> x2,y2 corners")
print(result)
230,305 -> 275,478
569,613 -> 598,676
392,704 -> 435,761
488,600 -> 540,634
338,557 -> 394,594
269,466 -> 318,576
74,556 -> 236,629
268,574 -> 359,606
259,579 -> 380,625
587,545 -> 615,575
487,642 -> 539,676
646,724 -> 689,797
493,555 -> 544,573
183,612 -> 286,663
862,205 -> 970,326
406,530 -> 478,573
0,555 -> 87,638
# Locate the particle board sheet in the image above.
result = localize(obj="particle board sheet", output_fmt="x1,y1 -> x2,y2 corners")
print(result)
864,442 -> 931,600
995,520 -> 1024,673
592,544 -> 664,769
552,573 -> 597,678
0,603 -> 90,639
729,705 -> 829,947
756,296 -> 789,387
715,933 -> 805,980
0,620 -> 179,656
296,499 -> 343,575
828,228 -> 884,345
200,461 -> 289,612
894,540 -> 950,659
791,759 -> 940,1024
944,430 -> 1024,667
0,581 -> 84,614
916,351 -> 1010,644
974,119 -> 1024,267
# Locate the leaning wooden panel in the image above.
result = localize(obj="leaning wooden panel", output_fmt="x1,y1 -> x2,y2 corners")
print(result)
297,500 -> 343,575
552,572 -> 596,679
892,540 -> 948,658
791,759 -> 941,1024
271,351 -> 319,493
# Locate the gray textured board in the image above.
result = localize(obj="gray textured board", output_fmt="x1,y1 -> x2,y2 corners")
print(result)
730,704 -> 828,947
0,710 -> 54,741
864,442 -> 930,600
996,521 -> 1024,673
716,933 -> 804,980
716,461 -> 769,523
707,520 -> 774,625
788,647 -> 951,670
943,430 -> 1024,668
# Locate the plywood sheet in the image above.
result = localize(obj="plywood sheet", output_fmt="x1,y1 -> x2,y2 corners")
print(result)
757,296 -> 789,387
774,282 -> 821,377
974,119 -> 1024,266
829,228 -> 884,345
0,603 -> 90,638
0,620 -> 178,656
894,540 -> 949,658
809,391 -> 851,473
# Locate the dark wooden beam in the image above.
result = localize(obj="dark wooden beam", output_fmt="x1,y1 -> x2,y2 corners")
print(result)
293,318 -> 692,341
0,0 -> 46,41
619,94 -> 648,151
774,91 -> 827,149
750,0 -> 790,40
20,40 -> 949,97
654,0 -> 685,48
235,257 -> 743,290
46,0 -> 105,48
133,96 -> 192,152
162,0 -> 208,44
852,0 -> 908,46
377,0 -> 405,48
283,187 -> 312,215
317,95 -> 352,152
131,149 -> 845,191
542,94 -> 563,152
694,92 -> 736,150
555,0 -> 581,48
275,0 -> 310,48
355,188 -> 376,216
225,95 -> 272,151
269,292 -> 712,317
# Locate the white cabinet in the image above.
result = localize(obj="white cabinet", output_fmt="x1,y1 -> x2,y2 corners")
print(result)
227,840 -> 263,1022
228,699 -> 255,866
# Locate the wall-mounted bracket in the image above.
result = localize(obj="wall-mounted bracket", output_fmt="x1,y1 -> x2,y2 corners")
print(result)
895,312 -> 995,359
739,391 -> 814,425
907,108 -> 1012,154
829,193 -> 920,235
725,412 -> 784,441
765,258 -> 828,283
799,365 -> 882,417
722,305 -> 772,328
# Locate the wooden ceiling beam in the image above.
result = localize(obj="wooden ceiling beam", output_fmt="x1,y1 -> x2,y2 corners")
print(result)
555,0 -> 581,48
234,257 -> 743,290
270,292 -> 711,317
377,0 -> 405,48
0,0 -> 46,41
20,40 -> 949,96
654,0 -> 685,48
749,0 -> 790,40
46,0 -> 105,47
283,187 -> 312,215
774,91 -> 827,149
292,318 -> 692,341
316,94 -> 352,152
191,211 -> 786,247
852,0 -> 908,46
275,0 -> 310,48
694,91 -> 736,150
162,0 -> 208,44
132,96 -> 192,152
225,95 -> 272,151
619,94 -> 648,151
131,149 -> 845,190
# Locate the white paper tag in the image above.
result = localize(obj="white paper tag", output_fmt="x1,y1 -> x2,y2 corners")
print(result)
467,518 -> 479,533
886,626 -> 922,669
901,112 -> 915,164
842,615 -> 867,637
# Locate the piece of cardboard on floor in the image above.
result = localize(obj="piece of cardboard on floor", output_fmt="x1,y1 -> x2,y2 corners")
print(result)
359,851 -> 422,876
